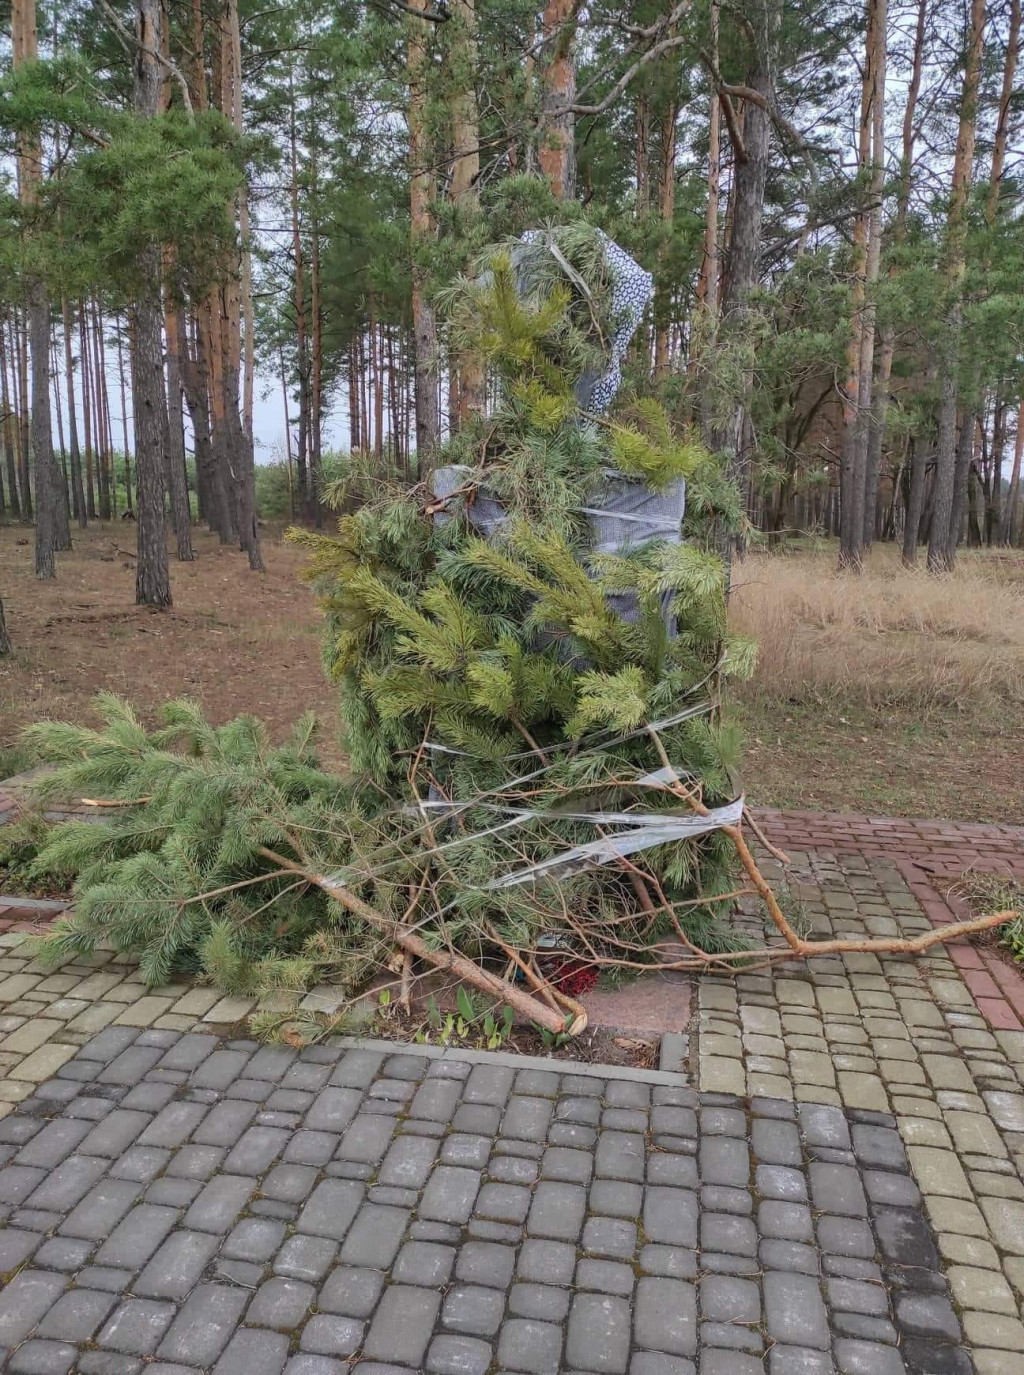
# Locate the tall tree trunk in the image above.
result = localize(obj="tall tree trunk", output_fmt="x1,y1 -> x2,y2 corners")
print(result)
78,302 -> 96,519
92,301 -> 112,520
182,313 -> 227,535
692,0 -> 721,390
13,310 -> 32,521
50,325 -> 72,534
115,313 -> 133,514
61,299 -> 86,527
13,0 -> 61,574
133,0 -> 172,608
408,0 -> 440,465
163,288 -> 194,560
0,586 -> 10,657
858,0 -> 887,551
288,73 -> 310,513
227,0 -> 263,568
987,399 -> 1004,543
838,0 -> 878,569
717,0 -> 779,559
868,0 -> 926,558
1001,407 -> 1022,545
654,85 -> 680,380
538,0 -> 577,200
450,0 -> 484,421
928,0 -> 986,572
0,320 -> 22,519
309,161 -> 323,526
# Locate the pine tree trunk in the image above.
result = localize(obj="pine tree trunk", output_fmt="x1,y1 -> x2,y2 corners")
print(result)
163,292 -> 194,561
92,301 -> 112,520
49,327 -> 72,547
408,0 -> 440,466
987,400 -> 1004,543
717,0 -> 779,558
61,299 -> 86,527
115,314 -> 133,514
654,97 -> 679,380
1001,407 -> 1022,545
928,0 -> 986,572
538,0 -> 577,200
226,0 -> 264,568
0,318 -> 22,519
0,584 -> 10,657
13,0 -> 60,574
309,183 -> 323,525
288,74 -> 310,513
13,310 -> 32,521
133,0 -> 172,608
450,0 -> 485,421
858,0 -> 887,551
77,303 -> 96,519
838,0 -> 877,570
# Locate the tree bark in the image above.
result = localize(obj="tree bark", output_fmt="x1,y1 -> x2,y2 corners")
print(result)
13,0 -> 62,575
133,0 -> 172,608
163,289 -> 194,560
928,0 -> 986,572
857,0 -> 887,551
408,0 -> 440,467
1001,407 -> 1022,545
0,318 -> 22,519
288,73 -> 310,513
450,0 -> 485,421
0,586 -> 10,657
61,300 -> 86,527
92,301 -> 112,520
538,0 -> 577,200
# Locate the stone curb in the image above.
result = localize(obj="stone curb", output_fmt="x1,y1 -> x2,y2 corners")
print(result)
333,1034 -> 691,1087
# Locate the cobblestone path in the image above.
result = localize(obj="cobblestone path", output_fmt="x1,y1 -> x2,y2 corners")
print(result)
0,1027 -> 974,1375
0,804 -> 1022,1373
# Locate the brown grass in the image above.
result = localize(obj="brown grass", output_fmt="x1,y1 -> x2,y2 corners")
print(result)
730,546 -> 1024,710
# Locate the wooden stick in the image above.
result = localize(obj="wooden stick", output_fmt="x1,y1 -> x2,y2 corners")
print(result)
258,848 -> 582,1036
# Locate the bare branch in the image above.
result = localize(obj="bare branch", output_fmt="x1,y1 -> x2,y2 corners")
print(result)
97,0 -> 194,119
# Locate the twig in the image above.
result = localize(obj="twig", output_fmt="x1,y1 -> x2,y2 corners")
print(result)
742,808 -> 791,865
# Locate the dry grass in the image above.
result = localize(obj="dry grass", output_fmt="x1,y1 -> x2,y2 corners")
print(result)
730,545 -> 1024,711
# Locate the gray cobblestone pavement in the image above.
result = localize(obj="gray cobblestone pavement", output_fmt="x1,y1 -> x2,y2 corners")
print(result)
0,1024 -> 973,1375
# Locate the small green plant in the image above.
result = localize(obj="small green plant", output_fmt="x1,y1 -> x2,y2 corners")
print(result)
537,1014 -> 575,1050
954,874 -> 1024,965
413,992 -> 515,1050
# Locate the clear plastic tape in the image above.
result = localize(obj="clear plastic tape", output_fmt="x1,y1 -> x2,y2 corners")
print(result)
485,796 -> 744,889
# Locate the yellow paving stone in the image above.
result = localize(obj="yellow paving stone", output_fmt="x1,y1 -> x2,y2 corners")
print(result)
974,1352 -> 1024,1375
907,1146 -> 972,1199
789,1051 -> 836,1087
898,1117 -> 952,1148
1003,1256 -> 1024,1296
0,974 -> 41,1003
0,1102 -> 13,1121
962,1313 -> 1024,1351
938,1232 -> 1001,1269
101,983 -> 149,1003
8,1040 -> 77,1081
948,1266 -> 1018,1314
837,1071 -> 889,1112
794,1084 -> 842,1107
926,1196 -> 989,1238
171,988 -> 222,1016
70,972 -> 124,1000
700,1056 -> 745,1095
922,1054 -> 976,1093
980,1198 -> 1024,1255
113,997 -> 175,1028
877,1059 -> 926,1086
747,1073 -> 792,1100
67,1002 -> 120,1034
0,1017 -> 63,1054
0,1079 -> 33,1101
203,994 -> 257,1023
944,1111 -> 1008,1158
36,975 -> 80,994
154,1014 -> 199,1031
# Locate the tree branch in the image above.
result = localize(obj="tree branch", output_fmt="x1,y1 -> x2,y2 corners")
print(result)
97,0 -> 195,119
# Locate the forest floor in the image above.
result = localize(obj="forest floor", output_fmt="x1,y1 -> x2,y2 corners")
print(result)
1,524 -> 1021,824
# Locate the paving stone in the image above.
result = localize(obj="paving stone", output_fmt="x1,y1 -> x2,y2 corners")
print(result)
363,1284 -> 440,1365
566,1292 -> 631,1373
644,1186 -> 698,1247
496,1317 -> 563,1374
420,1165 -> 481,1223
296,1178 -> 364,1240
635,1276 -> 697,1357
214,1328 -> 290,1375
135,1230 -> 222,1300
394,1239 -> 456,1286
833,1340 -> 906,1374
7,1338 -> 78,1374
223,1216 -> 287,1262
157,1284 -> 250,1366
298,1315 -> 364,1357
97,1299 -> 175,1355
763,1271 -> 830,1350
273,1233 -> 338,1282
93,1202 -> 178,1268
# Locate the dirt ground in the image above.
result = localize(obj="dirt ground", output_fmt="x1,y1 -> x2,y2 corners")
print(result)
2,523 -> 1021,826
0,523 -> 343,767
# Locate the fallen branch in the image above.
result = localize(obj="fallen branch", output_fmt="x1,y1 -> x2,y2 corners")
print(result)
258,847 -> 582,1037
